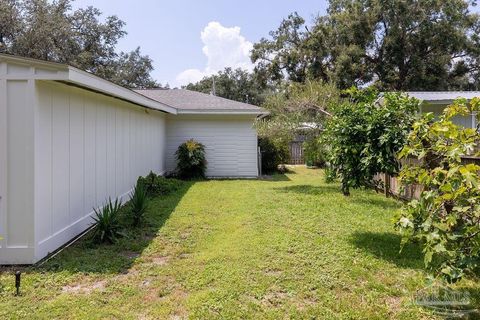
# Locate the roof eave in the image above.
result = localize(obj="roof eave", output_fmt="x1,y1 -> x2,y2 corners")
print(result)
67,67 -> 177,114
0,54 -> 177,114
176,109 -> 268,116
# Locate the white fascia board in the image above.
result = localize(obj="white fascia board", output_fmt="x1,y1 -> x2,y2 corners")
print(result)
0,54 -> 177,114
67,67 -> 177,114
177,109 -> 268,116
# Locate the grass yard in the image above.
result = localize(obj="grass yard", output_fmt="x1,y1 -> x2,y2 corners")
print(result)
1,167 -> 479,319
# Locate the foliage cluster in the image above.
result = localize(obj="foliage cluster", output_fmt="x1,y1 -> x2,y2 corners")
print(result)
92,173 -> 184,243
256,81 -> 340,173
0,0 -> 162,88
137,171 -> 184,196
184,67 -> 271,106
304,136 -> 328,168
324,88 -> 419,195
92,198 -> 123,244
396,97 -> 480,282
258,136 -> 290,174
175,139 -> 207,179
252,1 -> 480,91
129,182 -> 148,227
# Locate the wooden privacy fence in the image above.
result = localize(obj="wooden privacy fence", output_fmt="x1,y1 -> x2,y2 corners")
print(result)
376,156 -> 480,201
289,141 -> 305,165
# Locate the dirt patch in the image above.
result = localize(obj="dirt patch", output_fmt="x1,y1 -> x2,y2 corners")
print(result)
151,256 -> 171,266
386,296 -> 402,313
261,289 -> 290,307
264,269 -> 282,277
121,251 -> 141,259
178,253 -> 191,260
62,280 -> 107,294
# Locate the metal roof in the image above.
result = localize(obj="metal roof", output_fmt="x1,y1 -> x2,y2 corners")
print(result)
406,91 -> 480,103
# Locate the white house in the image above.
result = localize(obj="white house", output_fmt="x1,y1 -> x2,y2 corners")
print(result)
407,91 -> 480,128
0,54 -> 266,264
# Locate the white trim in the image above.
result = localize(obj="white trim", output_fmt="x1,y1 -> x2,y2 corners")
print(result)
0,66 -> 7,250
0,54 -> 177,115
177,109 -> 268,115
68,68 -> 177,114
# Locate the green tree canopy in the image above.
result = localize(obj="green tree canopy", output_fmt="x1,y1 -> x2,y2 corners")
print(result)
324,89 -> 420,195
184,68 -> 270,106
252,1 -> 480,90
0,0 -> 161,88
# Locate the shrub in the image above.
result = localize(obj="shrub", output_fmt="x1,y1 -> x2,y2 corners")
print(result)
137,172 -> 183,197
258,137 -> 289,174
303,136 -> 328,167
129,182 -> 148,227
324,89 -> 419,195
396,97 -> 480,282
91,198 -> 123,243
175,139 -> 207,179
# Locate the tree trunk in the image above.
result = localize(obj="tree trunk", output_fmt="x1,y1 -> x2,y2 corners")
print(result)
384,173 -> 390,198
342,180 -> 350,196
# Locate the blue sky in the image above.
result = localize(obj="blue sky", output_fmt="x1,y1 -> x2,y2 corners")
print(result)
72,0 -> 328,87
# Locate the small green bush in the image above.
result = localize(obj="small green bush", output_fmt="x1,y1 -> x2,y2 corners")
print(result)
129,182 -> 148,227
91,198 -> 123,243
258,137 -> 289,174
137,171 -> 183,197
303,136 -> 327,167
175,139 -> 207,179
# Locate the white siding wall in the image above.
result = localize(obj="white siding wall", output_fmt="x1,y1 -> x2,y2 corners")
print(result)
166,115 -> 258,177
0,79 -> 36,263
33,81 -> 167,260
422,104 -> 475,128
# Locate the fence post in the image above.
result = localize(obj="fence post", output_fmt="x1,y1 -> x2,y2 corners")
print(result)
384,173 -> 390,198
258,147 -> 262,176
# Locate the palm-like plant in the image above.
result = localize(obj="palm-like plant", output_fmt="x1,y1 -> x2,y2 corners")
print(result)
129,182 -> 148,226
175,139 -> 207,179
91,198 -> 123,243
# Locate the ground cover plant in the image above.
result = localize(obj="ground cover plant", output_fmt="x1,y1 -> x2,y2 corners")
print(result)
1,167 -> 479,319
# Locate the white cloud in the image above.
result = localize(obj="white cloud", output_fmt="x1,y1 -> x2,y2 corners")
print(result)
176,21 -> 254,86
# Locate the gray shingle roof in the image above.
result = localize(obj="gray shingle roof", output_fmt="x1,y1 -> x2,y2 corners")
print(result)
135,89 -> 266,114
406,91 -> 480,102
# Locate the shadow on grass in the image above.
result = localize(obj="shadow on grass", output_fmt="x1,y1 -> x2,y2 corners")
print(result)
258,173 -> 292,182
274,184 -> 339,195
350,231 -> 424,269
36,181 -> 194,275
275,185 -> 401,209
351,194 -> 401,210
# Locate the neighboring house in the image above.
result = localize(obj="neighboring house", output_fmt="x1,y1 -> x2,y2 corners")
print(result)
0,54 -> 266,264
407,91 -> 480,129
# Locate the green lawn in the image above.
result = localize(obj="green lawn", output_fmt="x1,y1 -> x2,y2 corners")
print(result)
0,167 -> 478,319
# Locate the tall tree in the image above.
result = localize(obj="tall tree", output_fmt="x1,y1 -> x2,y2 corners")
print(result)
184,68 -> 271,106
0,0 -> 161,88
252,1 -> 480,90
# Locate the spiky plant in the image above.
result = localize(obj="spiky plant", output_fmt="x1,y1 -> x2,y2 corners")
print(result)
91,198 -> 123,243
129,182 -> 148,226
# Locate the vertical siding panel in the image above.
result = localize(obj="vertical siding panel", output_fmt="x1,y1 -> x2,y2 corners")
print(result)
69,88 -> 85,223
35,82 -> 53,242
96,102 -> 107,205
6,81 -> 31,246
84,94 -> 96,213
106,101 -> 116,198
52,87 -> 70,232
0,73 -> 7,249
